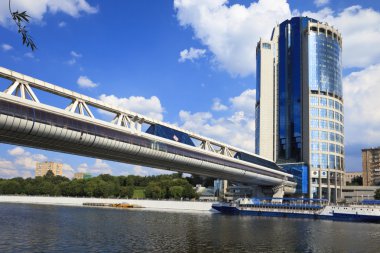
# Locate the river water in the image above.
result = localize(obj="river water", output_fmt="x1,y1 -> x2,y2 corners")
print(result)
0,203 -> 379,252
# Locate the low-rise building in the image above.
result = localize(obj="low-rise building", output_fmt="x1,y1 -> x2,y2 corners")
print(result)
342,186 -> 380,203
35,162 -> 63,177
73,172 -> 92,180
345,171 -> 362,185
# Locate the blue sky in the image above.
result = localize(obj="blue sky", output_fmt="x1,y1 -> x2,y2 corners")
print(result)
0,0 -> 380,178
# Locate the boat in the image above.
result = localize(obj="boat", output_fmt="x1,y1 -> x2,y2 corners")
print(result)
212,198 -> 380,223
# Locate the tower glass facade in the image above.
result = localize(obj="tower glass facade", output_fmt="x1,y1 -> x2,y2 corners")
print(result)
256,17 -> 344,202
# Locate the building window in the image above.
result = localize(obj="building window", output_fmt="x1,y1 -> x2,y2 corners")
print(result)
262,43 -> 271,49
320,97 -> 327,106
320,131 -> 328,140
319,108 -> 327,118
310,96 -> 319,106
311,142 -> 319,151
311,130 -> 319,139
319,120 -> 328,129
311,119 -> 319,128
320,142 -> 328,152
311,108 -> 319,117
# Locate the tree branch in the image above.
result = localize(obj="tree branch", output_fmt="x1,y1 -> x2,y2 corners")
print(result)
8,0 -> 37,51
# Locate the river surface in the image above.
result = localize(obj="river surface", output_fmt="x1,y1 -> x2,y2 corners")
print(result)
0,203 -> 379,253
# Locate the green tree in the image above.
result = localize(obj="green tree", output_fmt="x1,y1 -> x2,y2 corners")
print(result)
0,180 -> 21,194
182,184 -> 196,199
375,189 -> 380,200
347,176 -> 363,186
169,186 -> 184,199
120,186 -> 134,198
145,183 -> 164,199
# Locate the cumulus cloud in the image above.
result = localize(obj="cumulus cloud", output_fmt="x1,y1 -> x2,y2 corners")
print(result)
344,64 -> 380,146
77,76 -> 98,88
0,159 -> 14,170
77,159 -> 112,175
229,89 -> 256,113
178,47 -> 206,62
1,146 -> 52,178
179,89 -> 256,151
175,1 -> 380,74
0,0 -> 98,26
302,6 -> 380,68
174,0 -> 291,76
212,98 -> 228,111
314,0 -> 329,7
8,146 -> 25,156
99,94 -> 164,121
1,43 -> 13,51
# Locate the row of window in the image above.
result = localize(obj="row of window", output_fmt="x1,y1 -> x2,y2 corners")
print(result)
311,130 -> 344,144
310,107 -> 344,123
310,96 -> 343,112
311,141 -> 344,154
311,153 -> 344,169
310,119 -> 343,134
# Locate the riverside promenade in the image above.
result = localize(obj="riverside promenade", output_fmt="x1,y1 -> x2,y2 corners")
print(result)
0,195 -> 215,212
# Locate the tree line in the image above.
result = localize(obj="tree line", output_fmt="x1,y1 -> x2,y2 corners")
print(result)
0,171 -> 208,200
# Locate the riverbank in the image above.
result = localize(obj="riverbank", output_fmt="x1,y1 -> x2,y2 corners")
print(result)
0,195 -> 216,212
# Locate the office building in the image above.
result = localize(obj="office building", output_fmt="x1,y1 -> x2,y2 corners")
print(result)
35,161 -> 63,177
256,17 -> 344,201
362,147 -> 380,186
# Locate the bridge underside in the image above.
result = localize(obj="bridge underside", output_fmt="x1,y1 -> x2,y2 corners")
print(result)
0,95 -> 296,192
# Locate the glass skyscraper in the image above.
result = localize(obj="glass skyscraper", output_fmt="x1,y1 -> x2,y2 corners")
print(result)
256,17 -> 344,202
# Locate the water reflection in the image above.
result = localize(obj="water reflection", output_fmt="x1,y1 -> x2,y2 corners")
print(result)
0,204 -> 379,252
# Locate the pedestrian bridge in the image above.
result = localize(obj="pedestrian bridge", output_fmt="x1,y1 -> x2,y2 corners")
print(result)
0,67 -> 296,194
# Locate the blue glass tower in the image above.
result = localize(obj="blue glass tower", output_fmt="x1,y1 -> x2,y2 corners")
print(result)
256,17 -> 344,202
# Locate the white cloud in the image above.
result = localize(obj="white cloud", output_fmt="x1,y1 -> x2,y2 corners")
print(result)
67,51 -> 82,65
179,47 -> 206,62
24,52 -> 34,58
71,51 -> 82,58
1,43 -> 13,51
77,76 -> 98,88
133,166 -> 149,176
0,0 -> 98,26
344,64 -> 380,146
6,146 -> 47,172
175,1 -> 380,74
0,168 -> 18,178
58,21 -> 67,27
302,6 -> 380,68
99,94 -> 164,121
77,159 -> 112,175
229,89 -> 256,114
8,147 -> 25,156
0,158 -> 14,170
314,0 -> 329,7
179,89 -> 256,151
62,163 -> 74,178
212,98 -> 228,111
174,0 -> 291,76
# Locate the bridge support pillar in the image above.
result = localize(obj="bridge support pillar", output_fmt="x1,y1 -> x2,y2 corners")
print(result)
272,185 -> 285,203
